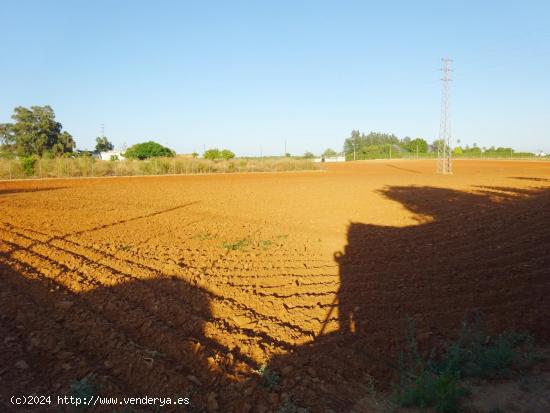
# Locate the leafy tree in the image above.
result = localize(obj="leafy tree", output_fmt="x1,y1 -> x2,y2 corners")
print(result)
0,123 -> 16,153
0,105 -> 75,156
452,146 -> 464,155
191,152 -> 199,159
285,152 -> 291,157
401,136 -> 412,148
95,136 -> 114,152
220,149 -> 235,160
303,151 -> 315,159
203,148 -> 221,160
407,138 -> 428,153
204,148 -> 235,160
431,139 -> 445,152
124,141 -> 175,159
344,130 -> 401,159
322,148 -> 337,157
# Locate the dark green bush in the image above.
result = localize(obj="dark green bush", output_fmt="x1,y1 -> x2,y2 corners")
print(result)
20,155 -> 38,176
124,141 -> 175,159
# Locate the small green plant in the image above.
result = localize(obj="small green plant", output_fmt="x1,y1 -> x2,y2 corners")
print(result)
255,365 -> 280,389
222,238 -> 250,251
20,155 -> 38,176
392,314 -> 536,413
259,239 -> 272,250
117,244 -> 132,251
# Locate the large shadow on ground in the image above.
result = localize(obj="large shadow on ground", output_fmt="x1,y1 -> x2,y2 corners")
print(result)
1,184 -> 550,412
268,184 -> 550,411
0,263 -> 255,412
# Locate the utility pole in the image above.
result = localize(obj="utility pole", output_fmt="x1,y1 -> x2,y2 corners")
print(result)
437,58 -> 453,174
284,140 -> 287,156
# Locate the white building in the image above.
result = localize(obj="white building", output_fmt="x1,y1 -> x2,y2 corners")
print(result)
314,155 -> 346,163
99,150 -> 126,161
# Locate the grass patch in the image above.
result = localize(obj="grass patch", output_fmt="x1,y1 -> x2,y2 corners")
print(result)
259,239 -> 272,250
393,314 -> 537,413
222,238 -> 250,251
117,244 -> 132,251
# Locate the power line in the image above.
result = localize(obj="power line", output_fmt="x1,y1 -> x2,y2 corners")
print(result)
437,58 -> 453,174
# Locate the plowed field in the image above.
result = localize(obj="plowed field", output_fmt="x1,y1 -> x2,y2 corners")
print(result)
1,160 -> 549,412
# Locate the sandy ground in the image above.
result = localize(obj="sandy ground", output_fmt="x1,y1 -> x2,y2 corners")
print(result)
1,160 -> 549,412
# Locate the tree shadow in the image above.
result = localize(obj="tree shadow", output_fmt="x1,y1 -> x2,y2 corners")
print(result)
0,186 -> 67,196
2,184 -> 549,412
268,185 -> 550,411
0,261 -> 255,412
509,176 -> 550,183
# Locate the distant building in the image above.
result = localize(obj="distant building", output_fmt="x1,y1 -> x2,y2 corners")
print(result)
99,150 -> 125,161
535,151 -> 547,157
314,155 -> 346,163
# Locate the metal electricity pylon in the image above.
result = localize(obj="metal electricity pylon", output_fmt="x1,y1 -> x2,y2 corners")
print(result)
437,58 -> 453,174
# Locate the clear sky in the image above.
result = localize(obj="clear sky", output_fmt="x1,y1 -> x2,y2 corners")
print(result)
1,1 -> 549,155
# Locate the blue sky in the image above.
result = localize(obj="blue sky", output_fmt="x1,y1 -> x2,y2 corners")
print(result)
1,1 -> 549,155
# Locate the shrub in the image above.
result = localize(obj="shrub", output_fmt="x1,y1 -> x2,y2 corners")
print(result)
203,148 -> 220,160
124,141 -> 175,159
393,315 -> 536,413
20,155 -> 38,176
220,149 -> 235,160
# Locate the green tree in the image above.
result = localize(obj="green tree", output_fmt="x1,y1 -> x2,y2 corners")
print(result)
322,148 -> 337,157
344,130 -> 401,159
0,105 -> 75,156
124,141 -> 175,159
431,139 -> 445,152
220,149 -> 235,160
191,152 -> 199,159
452,146 -> 464,156
203,148 -> 221,160
407,138 -> 428,153
303,151 -> 315,159
95,136 -> 114,152
0,123 -> 16,153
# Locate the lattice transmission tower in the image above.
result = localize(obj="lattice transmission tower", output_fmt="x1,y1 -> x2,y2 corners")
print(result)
437,58 -> 453,174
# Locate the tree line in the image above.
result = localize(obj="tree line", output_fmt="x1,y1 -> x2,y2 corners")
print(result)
341,130 -> 531,160
0,105 -> 179,161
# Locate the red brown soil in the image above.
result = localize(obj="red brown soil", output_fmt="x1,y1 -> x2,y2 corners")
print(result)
1,160 -> 549,412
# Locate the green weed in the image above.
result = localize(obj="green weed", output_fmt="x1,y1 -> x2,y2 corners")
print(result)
255,365 -> 280,389
117,244 -> 132,251
222,238 -> 250,251
259,239 -> 272,250
392,314 -> 536,413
